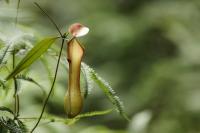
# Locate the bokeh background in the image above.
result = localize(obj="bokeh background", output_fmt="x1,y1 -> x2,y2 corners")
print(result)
1,0 -> 200,133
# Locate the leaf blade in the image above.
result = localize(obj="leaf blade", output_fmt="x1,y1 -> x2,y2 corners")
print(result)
6,37 -> 58,80
81,63 -> 130,121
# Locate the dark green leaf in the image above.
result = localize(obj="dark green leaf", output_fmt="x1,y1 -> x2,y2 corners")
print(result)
47,109 -> 112,125
5,0 -> 9,4
6,37 -> 58,80
75,109 -> 113,119
0,106 -> 14,115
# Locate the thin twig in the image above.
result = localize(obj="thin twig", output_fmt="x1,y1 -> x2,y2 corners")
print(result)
15,0 -> 21,26
30,38 -> 65,133
12,50 -> 20,118
34,2 -> 63,37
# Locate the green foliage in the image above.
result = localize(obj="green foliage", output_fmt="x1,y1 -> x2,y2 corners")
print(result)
15,74 -> 46,96
81,63 -> 91,99
0,117 -> 27,133
0,78 -> 8,90
16,119 -> 28,133
5,0 -> 9,4
0,106 -> 14,115
75,109 -> 113,119
0,0 -> 198,132
0,107 -> 28,133
67,109 -> 113,125
81,63 -> 129,120
6,37 -> 58,80
0,125 -> 8,133
48,109 -> 113,125
0,2 -> 128,132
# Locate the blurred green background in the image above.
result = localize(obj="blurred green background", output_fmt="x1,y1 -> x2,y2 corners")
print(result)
1,0 -> 200,133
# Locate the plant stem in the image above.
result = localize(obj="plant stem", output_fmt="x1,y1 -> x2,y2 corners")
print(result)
15,0 -> 21,26
12,50 -> 20,118
30,38 -> 65,133
34,2 -> 62,37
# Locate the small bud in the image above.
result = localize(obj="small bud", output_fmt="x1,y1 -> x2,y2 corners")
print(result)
68,23 -> 89,37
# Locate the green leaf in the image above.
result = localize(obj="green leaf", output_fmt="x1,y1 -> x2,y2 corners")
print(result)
75,109 -> 113,119
16,119 -> 28,133
0,125 -> 8,133
0,106 -> 14,115
6,37 -> 58,80
67,109 -> 113,125
0,117 -> 28,133
47,109 -> 112,125
81,63 -> 130,121
0,45 -> 11,67
40,56 -> 54,83
5,0 -> 9,4
15,74 -> 46,96
0,78 -> 8,90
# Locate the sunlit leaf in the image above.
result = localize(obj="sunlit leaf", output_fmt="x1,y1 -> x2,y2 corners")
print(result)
6,37 -> 58,80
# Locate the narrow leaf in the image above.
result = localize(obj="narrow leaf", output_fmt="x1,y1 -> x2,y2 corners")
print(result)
67,109 -> 113,125
15,74 -> 46,96
0,45 -> 11,66
6,37 -> 58,80
0,117 -> 28,133
5,0 -> 9,4
81,63 -> 129,121
17,119 -> 28,133
0,78 -> 8,90
0,106 -> 14,115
